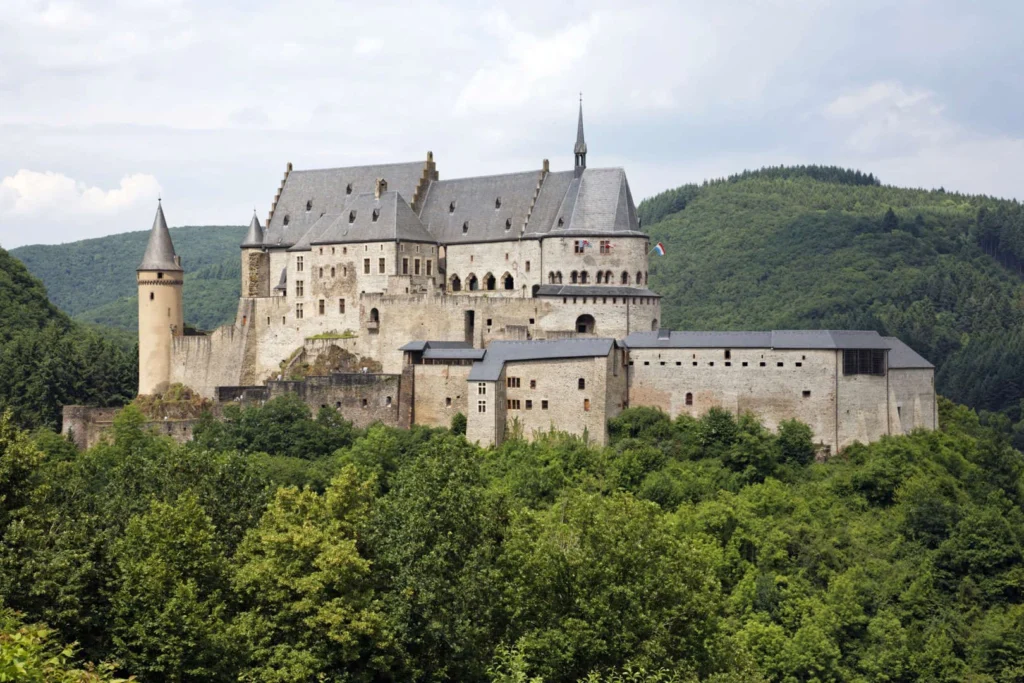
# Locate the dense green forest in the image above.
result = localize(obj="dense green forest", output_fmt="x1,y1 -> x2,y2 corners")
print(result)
642,166 -> 1024,437
0,246 -> 135,430
11,225 -> 246,333
2,396 -> 1023,681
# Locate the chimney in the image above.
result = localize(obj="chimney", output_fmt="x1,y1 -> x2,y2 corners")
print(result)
542,158 -> 550,174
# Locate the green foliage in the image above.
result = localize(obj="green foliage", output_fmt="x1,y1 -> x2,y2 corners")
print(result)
11,225 -> 246,332
451,411 -> 468,435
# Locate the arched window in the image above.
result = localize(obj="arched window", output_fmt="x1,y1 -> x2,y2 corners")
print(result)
468,274 -> 479,291
462,221 -> 469,234
485,273 -> 496,290
449,201 -> 456,213
556,271 -> 563,284
450,275 -> 462,292
532,284 -> 540,297
596,271 -> 603,284
571,271 -> 579,284
575,314 -> 596,334
548,271 -> 556,284
580,271 -> 589,284
495,197 -> 502,209
369,308 -> 380,323
605,270 -> 613,284
503,273 -> 514,290
651,318 -> 659,331
345,183 -> 353,195
636,271 -> 643,285
578,378 -> 586,390
621,271 -> 629,285
505,218 -> 512,230
685,392 -> 693,406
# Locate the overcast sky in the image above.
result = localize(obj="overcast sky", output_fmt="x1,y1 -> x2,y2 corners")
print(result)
1,0 -> 1022,248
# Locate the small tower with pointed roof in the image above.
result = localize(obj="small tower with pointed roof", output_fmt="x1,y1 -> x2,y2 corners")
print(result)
137,199 -> 184,395
574,95 -> 587,176
240,210 -> 270,298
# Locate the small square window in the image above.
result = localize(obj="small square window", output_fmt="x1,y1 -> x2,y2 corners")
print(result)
725,361 -> 731,367
675,361 -> 681,366
660,361 -> 666,366
777,362 -> 784,367
643,361 -> 650,366
486,318 -> 492,326
760,362 -> 766,367
742,361 -> 748,367
446,397 -> 452,406
802,390 -> 811,398
525,400 -> 533,410
692,361 -> 697,366
529,318 -> 535,324
709,362 -> 714,367
530,380 -> 536,389
541,400 -> 549,410
795,362 -> 802,367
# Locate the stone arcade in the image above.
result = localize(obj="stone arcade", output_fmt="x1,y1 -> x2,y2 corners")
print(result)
64,106 -> 937,452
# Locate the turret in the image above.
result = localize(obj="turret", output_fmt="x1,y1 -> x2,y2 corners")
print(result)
137,199 -> 184,396
241,210 -> 270,298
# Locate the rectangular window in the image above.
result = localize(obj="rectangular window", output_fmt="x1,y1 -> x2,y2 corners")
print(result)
541,400 -> 549,410
402,258 -> 409,275
295,280 -> 304,296
478,400 -> 486,413
295,303 -> 303,319
802,390 -> 811,398
446,397 -> 452,406
599,240 -> 610,254
414,259 -> 421,275
843,349 -> 886,376
525,261 -> 531,272
379,257 -> 386,274
296,256 -> 304,272
343,247 -> 347,254
318,299 -> 325,315
507,399 -> 521,410
506,377 -> 520,388
525,400 -> 533,410
427,260 -> 433,276
529,379 -> 536,389
339,298 -> 346,314
583,398 -> 591,412
478,382 -> 486,395
364,258 -> 370,274
574,240 -> 583,254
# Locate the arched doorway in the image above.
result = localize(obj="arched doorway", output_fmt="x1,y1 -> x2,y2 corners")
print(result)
468,274 -> 479,291
485,273 -> 496,290
651,318 -> 658,331
450,275 -> 462,292
532,284 -> 540,297
502,273 -> 514,290
575,314 -> 596,334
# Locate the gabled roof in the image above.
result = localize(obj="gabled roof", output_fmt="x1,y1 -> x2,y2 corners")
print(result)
417,170 -> 541,244
138,201 -> 182,272
468,338 -> 616,381
264,161 -> 426,248
884,337 -> 934,369
623,329 -> 892,350
241,211 -> 264,248
525,168 -> 644,237
312,191 -> 436,245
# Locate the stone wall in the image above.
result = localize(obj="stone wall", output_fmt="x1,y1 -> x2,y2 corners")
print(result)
265,373 -> 403,429
412,364 -> 472,427
445,239 -> 543,296
889,368 -> 938,434
540,235 -> 650,287
61,405 -> 200,450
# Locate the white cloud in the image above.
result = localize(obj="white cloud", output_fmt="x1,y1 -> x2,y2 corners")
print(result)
824,81 -> 954,153
0,170 -> 160,217
353,37 -> 383,56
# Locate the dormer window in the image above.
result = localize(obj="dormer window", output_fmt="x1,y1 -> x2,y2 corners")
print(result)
283,215 -> 290,226
557,217 -> 564,227
349,210 -> 356,223
462,221 -> 469,234
449,201 -> 456,214
495,197 -> 502,209
505,218 -> 512,230
306,200 -> 312,211
346,183 -> 353,195
372,208 -> 380,222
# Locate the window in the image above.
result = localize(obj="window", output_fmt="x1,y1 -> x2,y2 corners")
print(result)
742,361 -> 748,367
525,400 -> 533,410
777,362 -> 784,367
296,280 -> 304,296
578,378 -> 586,390
402,258 -> 409,275
415,259 -> 421,275
574,240 -> 584,254
507,377 -> 521,388
451,275 -> 462,291
306,199 -> 312,211
583,398 -> 591,412
795,362 -> 803,367
760,361 -> 766,367
478,400 -> 486,413
621,271 -> 629,285
725,362 -> 731,367
478,383 -> 486,395
530,379 -> 536,389
486,318 -> 492,326
503,274 -> 513,290
542,400 -> 549,410
296,256 -> 304,272
372,208 -> 380,222
427,260 -> 432,275
319,267 -> 323,277
507,399 -> 521,410
295,303 -> 304,319
636,271 -> 642,284
349,210 -> 356,223
843,349 -> 886,375
580,271 -> 589,284
450,201 -> 456,213
599,240 -> 610,254
343,247 -> 347,254
446,397 -> 452,406
339,298 -> 345,313
802,390 -> 811,398
485,274 -> 496,290
571,271 -> 578,284
157,272 -> 164,279
529,318 -> 535,325
369,308 -> 379,323
576,314 -> 595,333
318,299 -> 325,315
283,215 -> 290,226
346,183 -> 353,195
364,258 -> 370,274
495,196 -> 502,209
558,217 -> 564,227
462,221 -> 469,233
685,392 -> 693,406
505,218 -> 512,230
724,350 -> 731,359
362,399 -> 368,408
149,292 -> 154,300
331,267 -> 335,277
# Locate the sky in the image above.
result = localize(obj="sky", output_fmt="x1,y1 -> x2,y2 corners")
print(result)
1,0 -> 1023,248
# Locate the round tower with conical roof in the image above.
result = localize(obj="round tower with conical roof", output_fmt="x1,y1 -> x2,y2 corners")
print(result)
137,199 -> 184,395
240,210 -> 269,298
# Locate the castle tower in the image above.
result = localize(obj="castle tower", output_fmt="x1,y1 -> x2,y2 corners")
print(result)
240,210 -> 269,298
137,199 -> 184,396
574,95 -> 587,175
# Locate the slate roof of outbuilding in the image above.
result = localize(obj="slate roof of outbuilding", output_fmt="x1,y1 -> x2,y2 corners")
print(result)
468,338 -> 616,381
623,329 -> 892,350
263,161 -> 426,248
884,337 -> 935,368
138,201 -> 182,272
399,340 -> 474,352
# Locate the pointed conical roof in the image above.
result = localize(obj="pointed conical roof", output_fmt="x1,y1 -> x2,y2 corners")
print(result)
241,210 -> 264,248
138,200 -> 182,272
574,100 -> 587,156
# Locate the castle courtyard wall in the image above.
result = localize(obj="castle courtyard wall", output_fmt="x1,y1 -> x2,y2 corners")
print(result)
265,373 -> 402,429
412,364 -> 472,428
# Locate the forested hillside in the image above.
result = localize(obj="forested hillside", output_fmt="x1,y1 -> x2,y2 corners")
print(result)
643,167 -> 1024,432
0,246 -> 135,429
2,397 -> 1023,681
11,225 -> 246,332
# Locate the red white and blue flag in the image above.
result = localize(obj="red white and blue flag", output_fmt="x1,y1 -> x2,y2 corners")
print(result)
581,239 -> 592,249
653,242 -> 666,256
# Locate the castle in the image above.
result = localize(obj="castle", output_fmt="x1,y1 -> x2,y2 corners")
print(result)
70,105 -> 937,452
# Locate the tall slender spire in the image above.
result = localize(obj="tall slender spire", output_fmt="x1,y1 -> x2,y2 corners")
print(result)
241,209 -> 264,248
138,199 -> 182,271
574,93 -> 587,173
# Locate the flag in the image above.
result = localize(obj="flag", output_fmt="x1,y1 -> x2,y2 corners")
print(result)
653,242 -> 666,256
581,239 -> 592,249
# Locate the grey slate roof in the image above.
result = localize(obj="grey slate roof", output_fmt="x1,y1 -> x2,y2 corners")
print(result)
138,201 -> 182,272
312,192 -> 436,245
535,284 -> 660,298
884,337 -> 934,369
399,340 -> 474,352
624,329 -> 893,350
273,267 -> 287,292
525,168 -> 643,237
424,348 -> 487,361
468,338 -> 616,381
417,170 -> 541,244
241,211 -> 264,248
264,161 -> 426,248
574,101 -> 587,156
